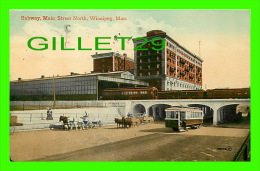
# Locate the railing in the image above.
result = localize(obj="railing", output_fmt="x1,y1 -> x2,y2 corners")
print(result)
11,101 -> 126,111
233,133 -> 250,161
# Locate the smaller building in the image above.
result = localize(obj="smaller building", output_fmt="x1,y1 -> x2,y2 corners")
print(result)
91,52 -> 134,73
10,71 -> 149,101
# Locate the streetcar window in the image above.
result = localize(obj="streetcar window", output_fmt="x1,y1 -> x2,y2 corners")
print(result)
187,112 -> 190,119
168,111 -> 171,118
180,111 -> 185,119
170,111 -> 174,118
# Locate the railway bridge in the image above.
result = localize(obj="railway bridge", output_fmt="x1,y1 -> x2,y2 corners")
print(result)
11,98 -> 250,126
122,99 -> 250,125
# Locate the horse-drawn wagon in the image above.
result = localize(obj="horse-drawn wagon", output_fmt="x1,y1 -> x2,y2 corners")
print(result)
114,113 -> 154,129
59,115 -> 102,130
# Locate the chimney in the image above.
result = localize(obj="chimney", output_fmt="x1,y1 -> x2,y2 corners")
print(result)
70,72 -> 74,75
123,53 -> 127,70
18,78 -> 21,81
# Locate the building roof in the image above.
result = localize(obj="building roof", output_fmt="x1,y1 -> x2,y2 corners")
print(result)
10,71 -> 149,86
11,71 -> 130,82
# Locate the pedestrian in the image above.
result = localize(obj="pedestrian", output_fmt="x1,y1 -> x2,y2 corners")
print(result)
84,111 -> 89,117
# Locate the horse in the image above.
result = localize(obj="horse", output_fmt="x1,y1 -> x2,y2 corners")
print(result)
143,116 -> 154,124
130,118 -> 141,127
122,117 -> 132,128
59,116 -> 70,130
69,117 -> 86,130
59,116 -> 83,130
123,117 -> 141,128
91,120 -> 102,128
137,116 -> 154,124
115,118 -> 124,128
124,117 -> 141,128
75,117 -> 85,130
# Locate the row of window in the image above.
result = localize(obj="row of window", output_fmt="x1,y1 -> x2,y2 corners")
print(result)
138,50 -> 160,56
185,112 -> 203,119
138,71 -> 160,76
11,86 -> 98,96
165,81 -> 200,90
139,64 -> 160,70
10,78 -> 98,96
167,111 -> 203,119
104,90 -> 151,96
11,82 -> 96,91
167,42 -> 200,64
139,57 -> 160,63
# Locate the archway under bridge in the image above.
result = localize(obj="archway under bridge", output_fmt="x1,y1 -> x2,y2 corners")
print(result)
148,104 -> 171,120
217,104 -> 242,124
133,104 -> 146,116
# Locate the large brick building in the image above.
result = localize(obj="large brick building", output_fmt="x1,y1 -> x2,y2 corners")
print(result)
133,30 -> 203,91
91,52 -> 134,73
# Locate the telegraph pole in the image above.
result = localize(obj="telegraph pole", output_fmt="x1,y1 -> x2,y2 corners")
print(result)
199,41 -> 201,57
52,75 -> 56,109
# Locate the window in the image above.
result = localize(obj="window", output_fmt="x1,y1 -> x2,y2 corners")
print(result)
156,71 -> 159,75
157,64 -> 160,68
181,111 -> 185,119
170,111 -> 175,118
148,72 -> 150,76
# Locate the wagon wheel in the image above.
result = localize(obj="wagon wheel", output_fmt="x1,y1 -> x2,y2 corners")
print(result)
172,128 -> 179,132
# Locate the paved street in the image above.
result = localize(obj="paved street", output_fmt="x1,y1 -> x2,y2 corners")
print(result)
11,123 -> 249,161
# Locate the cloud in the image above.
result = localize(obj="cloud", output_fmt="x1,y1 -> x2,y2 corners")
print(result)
10,15 -> 250,89
11,17 -> 178,80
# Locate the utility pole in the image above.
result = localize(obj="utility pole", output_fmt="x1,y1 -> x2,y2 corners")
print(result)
199,41 -> 201,57
52,75 -> 56,109
64,25 -> 71,48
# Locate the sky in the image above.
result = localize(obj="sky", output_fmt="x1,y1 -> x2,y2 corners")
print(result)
10,10 -> 250,89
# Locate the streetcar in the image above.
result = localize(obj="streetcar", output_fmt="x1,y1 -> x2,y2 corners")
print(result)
102,87 -> 158,100
165,107 -> 204,131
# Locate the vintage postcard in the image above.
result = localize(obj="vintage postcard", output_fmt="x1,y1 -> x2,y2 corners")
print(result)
10,10 -> 250,161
